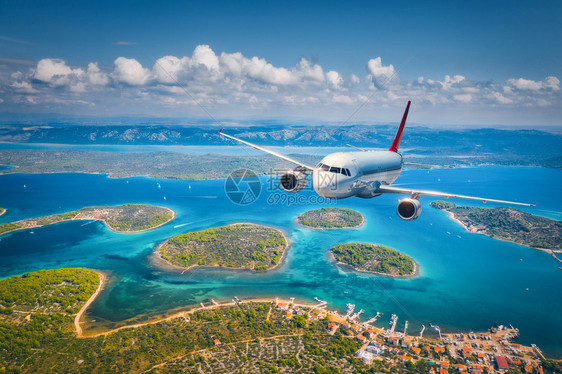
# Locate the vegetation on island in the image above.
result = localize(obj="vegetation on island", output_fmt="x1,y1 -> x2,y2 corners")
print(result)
0,204 -> 174,236
297,207 -> 364,229
0,268 -> 555,373
331,243 -> 416,276
0,268 -> 99,369
0,207 -> 5,216
159,223 -> 287,272
0,268 -> 370,373
430,200 -> 562,250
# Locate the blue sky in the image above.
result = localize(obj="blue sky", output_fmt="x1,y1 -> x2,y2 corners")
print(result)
1,0 -> 561,126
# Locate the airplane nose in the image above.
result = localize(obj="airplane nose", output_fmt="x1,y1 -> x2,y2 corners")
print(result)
312,169 -> 324,196
312,169 -> 332,197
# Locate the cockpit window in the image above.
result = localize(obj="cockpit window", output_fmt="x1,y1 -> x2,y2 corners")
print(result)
317,163 -> 351,177
317,163 -> 330,171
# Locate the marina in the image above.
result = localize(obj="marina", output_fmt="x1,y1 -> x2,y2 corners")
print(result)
270,296 -> 549,373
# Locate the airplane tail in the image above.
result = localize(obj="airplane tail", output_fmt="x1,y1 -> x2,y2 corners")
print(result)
389,101 -> 411,152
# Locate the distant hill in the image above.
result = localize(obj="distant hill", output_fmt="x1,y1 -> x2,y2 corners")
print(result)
0,124 -> 560,157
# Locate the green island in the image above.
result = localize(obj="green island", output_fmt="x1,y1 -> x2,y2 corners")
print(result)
158,223 -> 288,272
0,204 -> 175,236
0,207 -> 5,217
430,200 -> 562,251
297,207 -> 364,229
331,243 -> 416,276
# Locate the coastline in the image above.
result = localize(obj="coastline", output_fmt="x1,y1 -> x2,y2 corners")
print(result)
75,270 -> 106,337
444,210 -> 562,263
153,222 -> 291,273
101,206 -> 176,234
0,205 -> 176,237
78,297 -> 320,338
296,209 -> 366,230
329,248 -> 418,278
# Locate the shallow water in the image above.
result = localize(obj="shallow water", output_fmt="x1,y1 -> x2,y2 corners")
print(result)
0,166 -> 560,356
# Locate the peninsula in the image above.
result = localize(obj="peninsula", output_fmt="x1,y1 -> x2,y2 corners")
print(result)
430,200 -> 562,251
331,243 -> 416,276
0,204 -> 175,236
297,207 -> 364,229
0,268 -> 554,373
158,223 -> 288,272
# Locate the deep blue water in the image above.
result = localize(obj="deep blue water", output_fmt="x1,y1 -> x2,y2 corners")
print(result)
0,167 -> 561,357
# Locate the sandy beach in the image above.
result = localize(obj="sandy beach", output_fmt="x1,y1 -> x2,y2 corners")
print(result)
75,270 -> 106,337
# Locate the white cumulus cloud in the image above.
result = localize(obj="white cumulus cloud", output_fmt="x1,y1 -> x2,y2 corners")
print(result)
153,56 -> 189,84
87,63 -> 110,86
367,57 -> 398,87
2,44 -> 560,123
506,76 -> 560,91
33,58 -> 84,87
326,71 -> 343,89
112,57 -> 151,86
192,44 -> 220,71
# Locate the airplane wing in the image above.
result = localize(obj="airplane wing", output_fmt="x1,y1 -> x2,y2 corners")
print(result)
376,185 -> 535,207
218,129 -> 315,171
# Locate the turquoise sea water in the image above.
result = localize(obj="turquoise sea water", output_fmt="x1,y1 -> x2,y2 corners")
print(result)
0,166 -> 561,357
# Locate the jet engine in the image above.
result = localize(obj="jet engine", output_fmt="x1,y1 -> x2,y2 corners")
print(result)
396,198 -> 422,221
280,169 -> 308,193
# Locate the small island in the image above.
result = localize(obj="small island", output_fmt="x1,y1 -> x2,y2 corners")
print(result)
158,223 -> 288,272
430,200 -> 562,251
0,204 -> 175,236
297,207 -> 364,229
331,243 -> 416,276
0,207 -> 5,216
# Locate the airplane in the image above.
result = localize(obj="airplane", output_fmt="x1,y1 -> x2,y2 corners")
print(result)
219,101 -> 534,220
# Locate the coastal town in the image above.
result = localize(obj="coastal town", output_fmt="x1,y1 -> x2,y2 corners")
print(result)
273,297 -> 549,374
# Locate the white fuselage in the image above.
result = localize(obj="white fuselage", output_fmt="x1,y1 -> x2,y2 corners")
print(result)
312,151 -> 403,199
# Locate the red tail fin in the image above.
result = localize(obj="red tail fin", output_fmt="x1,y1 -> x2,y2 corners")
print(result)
389,101 -> 411,152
